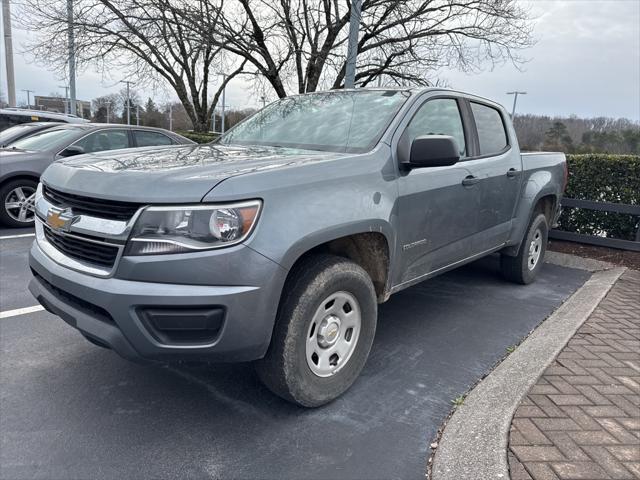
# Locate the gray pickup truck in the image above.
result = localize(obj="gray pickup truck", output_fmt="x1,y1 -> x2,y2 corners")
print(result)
28,88 -> 567,407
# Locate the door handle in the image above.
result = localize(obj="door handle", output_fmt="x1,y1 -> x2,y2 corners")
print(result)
462,175 -> 480,187
507,168 -> 520,178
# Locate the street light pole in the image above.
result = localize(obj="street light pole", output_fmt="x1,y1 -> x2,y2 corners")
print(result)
21,89 -> 34,109
221,73 -> 227,134
506,91 -> 527,117
120,80 -> 134,124
2,0 -> 16,106
67,0 -> 76,116
344,0 -> 362,89
59,85 -> 70,113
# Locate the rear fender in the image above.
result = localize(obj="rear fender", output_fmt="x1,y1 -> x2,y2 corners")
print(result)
503,170 -> 559,256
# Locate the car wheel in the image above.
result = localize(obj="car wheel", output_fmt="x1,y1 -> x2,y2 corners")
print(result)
0,179 -> 38,227
256,254 -> 377,407
500,212 -> 548,285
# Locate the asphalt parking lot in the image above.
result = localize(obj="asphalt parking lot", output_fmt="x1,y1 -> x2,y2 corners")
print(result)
1,228 -> 591,480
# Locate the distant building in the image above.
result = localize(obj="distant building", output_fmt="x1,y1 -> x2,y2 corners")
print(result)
34,96 -> 91,119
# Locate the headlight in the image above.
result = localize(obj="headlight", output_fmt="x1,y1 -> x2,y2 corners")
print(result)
125,200 -> 261,255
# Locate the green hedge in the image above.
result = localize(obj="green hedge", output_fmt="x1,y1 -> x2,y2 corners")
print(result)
177,131 -> 219,144
557,154 -> 640,241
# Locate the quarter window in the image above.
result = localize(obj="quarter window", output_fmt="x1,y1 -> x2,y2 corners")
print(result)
133,130 -> 174,147
403,98 -> 466,157
471,102 -> 508,156
73,129 -> 130,153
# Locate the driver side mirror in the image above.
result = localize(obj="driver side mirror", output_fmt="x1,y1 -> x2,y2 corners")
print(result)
59,145 -> 85,157
407,135 -> 460,168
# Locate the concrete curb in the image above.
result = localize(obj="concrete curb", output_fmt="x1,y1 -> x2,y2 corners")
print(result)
431,261 -> 627,480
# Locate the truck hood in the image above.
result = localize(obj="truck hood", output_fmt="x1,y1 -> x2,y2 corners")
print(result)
41,144 -> 346,203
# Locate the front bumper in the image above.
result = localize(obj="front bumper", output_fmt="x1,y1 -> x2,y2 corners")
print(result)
29,239 -> 287,363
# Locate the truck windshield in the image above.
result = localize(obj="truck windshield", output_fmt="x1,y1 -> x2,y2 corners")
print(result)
218,90 -> 408,153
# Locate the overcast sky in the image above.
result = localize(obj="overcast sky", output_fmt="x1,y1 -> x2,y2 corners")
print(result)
1,0 -> 639,120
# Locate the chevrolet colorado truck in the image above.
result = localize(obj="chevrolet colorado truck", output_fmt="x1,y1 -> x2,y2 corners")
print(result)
28,88 -> 567,407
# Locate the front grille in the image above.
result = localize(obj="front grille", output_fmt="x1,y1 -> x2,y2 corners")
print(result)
43,185 -> 141,221
44,226 -> 119,268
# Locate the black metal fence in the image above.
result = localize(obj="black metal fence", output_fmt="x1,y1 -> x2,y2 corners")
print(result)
550,198 -> 640,252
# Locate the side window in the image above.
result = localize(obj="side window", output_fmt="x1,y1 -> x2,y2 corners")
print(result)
470,102 -> 508,156
74,130 -> 130,153
404,98 -> 466,157
133,130 -> 174,147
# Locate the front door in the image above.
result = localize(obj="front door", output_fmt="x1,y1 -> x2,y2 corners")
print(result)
395,97 -> 480,286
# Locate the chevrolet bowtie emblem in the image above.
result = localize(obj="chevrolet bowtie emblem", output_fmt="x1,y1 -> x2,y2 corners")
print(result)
46,207 -> 78,232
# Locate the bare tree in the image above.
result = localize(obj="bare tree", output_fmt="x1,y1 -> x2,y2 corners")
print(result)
20,0 -> 246,131
189,0 -> 534,98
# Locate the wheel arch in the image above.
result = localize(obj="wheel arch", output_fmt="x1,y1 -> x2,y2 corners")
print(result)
278,223 -> 395,303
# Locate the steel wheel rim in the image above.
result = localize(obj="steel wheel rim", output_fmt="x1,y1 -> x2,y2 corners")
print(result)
527,228 -> 543,270
305,291 -> 362,378
4,186 -> 36,223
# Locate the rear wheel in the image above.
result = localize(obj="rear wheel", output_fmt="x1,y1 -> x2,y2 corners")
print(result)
501,212 -> 548,284
0,179 -> 38,227
256,254 -> 377,407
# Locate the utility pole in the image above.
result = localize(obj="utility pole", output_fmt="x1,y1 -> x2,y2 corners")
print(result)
105,101 -> 111,123
136,104 -> 139,126
67,0 -> 76,116
260,95 -> 267,108
120,80 -> 134,124
211,109 -> 216,133
506,91 -> 527,118
2,0 -> 16,106
21,89 -> 34,109
59,85 -> 70,113
344,0 -> 362,89
169,104 -> 173,131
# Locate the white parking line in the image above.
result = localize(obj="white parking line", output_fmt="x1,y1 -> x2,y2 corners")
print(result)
0,233 -> 35,240
0,305 -> 45,319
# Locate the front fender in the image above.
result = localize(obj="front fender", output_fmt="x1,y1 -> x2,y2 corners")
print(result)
273,219 -> 396,271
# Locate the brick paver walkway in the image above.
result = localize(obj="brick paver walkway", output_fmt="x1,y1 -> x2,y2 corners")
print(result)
509,270 -> 640,480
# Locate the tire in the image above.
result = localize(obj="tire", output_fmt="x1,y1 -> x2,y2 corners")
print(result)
501,212 -> 548,285
0,179 -> 38,227
256,254 -> 377,407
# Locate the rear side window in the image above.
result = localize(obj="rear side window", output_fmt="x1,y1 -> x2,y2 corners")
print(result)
133,130 -> 174,147
404,98 -> 467,157
470,102 -> 508,155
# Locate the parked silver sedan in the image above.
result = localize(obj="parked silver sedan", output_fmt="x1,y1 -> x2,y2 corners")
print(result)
0,124 -> 194,227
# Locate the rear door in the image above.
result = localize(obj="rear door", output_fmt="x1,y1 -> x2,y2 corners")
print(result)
466,101 -> 522,251
394,95 -> 481,285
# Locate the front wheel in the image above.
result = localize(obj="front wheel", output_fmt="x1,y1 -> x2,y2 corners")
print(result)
0,179 -> 38,227
256,254 -> 377,407
501,212 -> 549,284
